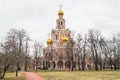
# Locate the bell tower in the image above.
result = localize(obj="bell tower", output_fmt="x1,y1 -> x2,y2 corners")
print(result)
56,6 -> 65,29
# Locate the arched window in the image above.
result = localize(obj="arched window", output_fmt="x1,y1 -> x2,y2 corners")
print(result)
56,34 -> 58,40
58,22 -> 60,28
61,21 -> 63,25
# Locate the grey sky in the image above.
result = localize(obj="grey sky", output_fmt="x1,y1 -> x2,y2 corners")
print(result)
0,0 -> 120,46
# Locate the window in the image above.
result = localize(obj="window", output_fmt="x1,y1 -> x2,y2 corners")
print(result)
56,35 -> 58,40
61,21 -> 63,25
58,22 -> 60,28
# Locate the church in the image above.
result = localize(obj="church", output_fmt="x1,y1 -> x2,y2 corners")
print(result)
42,8 -> 78,70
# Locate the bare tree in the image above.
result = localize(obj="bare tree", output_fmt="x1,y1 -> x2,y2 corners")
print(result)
117,33 -> 120,69
76,34 -> 89,71
7,29 -> 28,76
24,36 -> 31,71
110,34 -> 120,70
98,37 -> 106,70
0,28 -> 31,78
81,34 -> 87,71
34,41 -> 43,71
106,41 -> 114,70
76,33 -> 82,70
88,29 -> 102,71
0,42 -> 12,79
7,29 -> 19,77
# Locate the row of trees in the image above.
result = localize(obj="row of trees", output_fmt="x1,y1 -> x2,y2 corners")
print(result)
76,29 -> 120,71
0,28 -> 43,79
0,28 -> 120,78
33,41 -> 43,71
0,29 -> 32,79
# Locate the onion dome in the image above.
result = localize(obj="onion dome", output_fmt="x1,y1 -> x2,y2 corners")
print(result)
46,39 -> 52,44
58,10 -> 64,15
72,40 -> 75,45
62,36 -> 68,43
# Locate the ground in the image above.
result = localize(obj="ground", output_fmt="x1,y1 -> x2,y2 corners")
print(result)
2,72 -> 25,80
36,70 -> 120,80
3,70 -> 120,80
24,72 -> 45,80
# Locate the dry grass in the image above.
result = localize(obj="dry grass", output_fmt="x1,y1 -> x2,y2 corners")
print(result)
2,72 -> 25,80
37,70 -> 120,80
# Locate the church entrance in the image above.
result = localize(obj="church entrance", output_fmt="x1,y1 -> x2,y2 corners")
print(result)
65,61 -> 71,70
57,61 -> 63,70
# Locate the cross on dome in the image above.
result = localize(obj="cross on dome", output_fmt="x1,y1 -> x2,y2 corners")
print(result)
58,5 -> 64,15
59,5 -> 62,10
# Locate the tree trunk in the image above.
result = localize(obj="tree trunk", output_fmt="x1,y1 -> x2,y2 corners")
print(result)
71,48 -> 74,71
99,53 -> 102,70
93,43 -> 99,71
78,61 -> 81,71
0,63 -> 10,79
24,56 -> 27,71
103,63 -> 105,70
82,54 -> 86,71
1,69 -> 6,79
91,46 -> 95,70
114,62 -> 117,70
110,58 -> 113,70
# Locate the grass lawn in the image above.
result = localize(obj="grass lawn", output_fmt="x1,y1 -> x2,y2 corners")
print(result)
2,72 -> 25,80
37,70 -> 120,80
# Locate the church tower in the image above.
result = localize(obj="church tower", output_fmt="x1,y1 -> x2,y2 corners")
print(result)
49,8 -> 71,48
56,8 -> 65,29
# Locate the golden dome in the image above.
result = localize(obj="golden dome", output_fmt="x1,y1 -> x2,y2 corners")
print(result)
58,10 -> 64,15
62,36 -> 68,43
46,39 -> 52,44
72,40 -> 75,45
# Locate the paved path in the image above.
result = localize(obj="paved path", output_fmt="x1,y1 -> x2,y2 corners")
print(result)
24,72 -> 46,80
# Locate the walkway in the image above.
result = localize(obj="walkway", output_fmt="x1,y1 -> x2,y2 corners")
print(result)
24,72 -> 46,80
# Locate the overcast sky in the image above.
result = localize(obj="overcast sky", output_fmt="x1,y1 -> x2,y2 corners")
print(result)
0,0 -> 120,47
